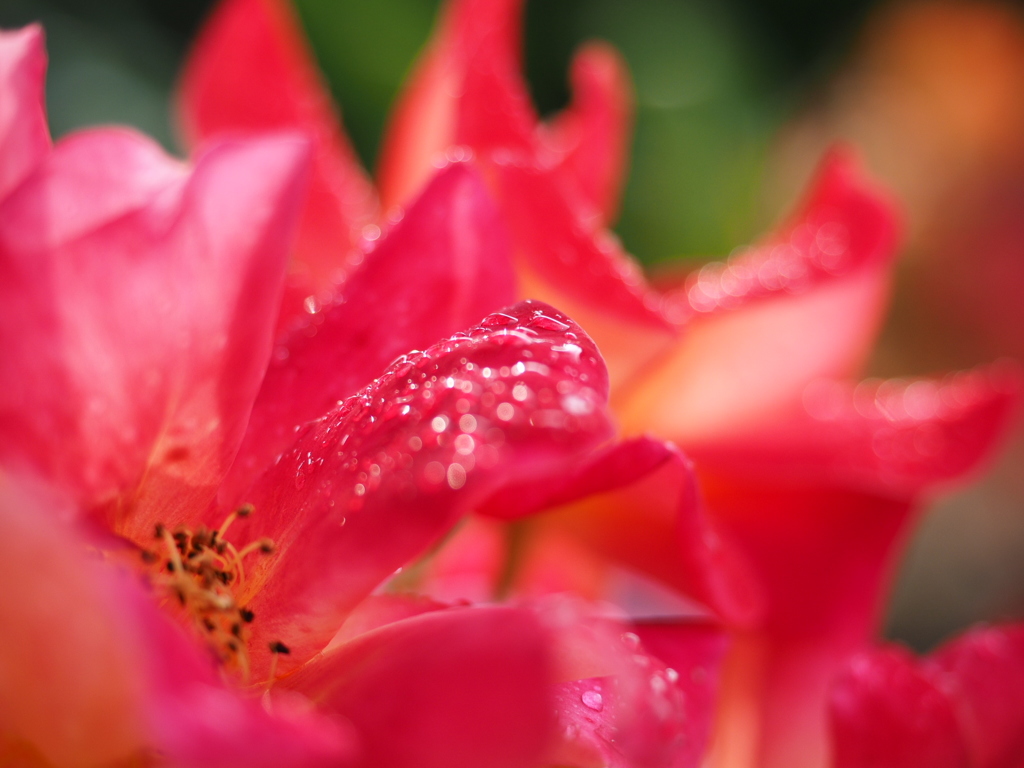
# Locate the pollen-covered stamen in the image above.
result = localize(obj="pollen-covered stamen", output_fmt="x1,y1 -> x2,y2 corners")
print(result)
142,505 -> 273,679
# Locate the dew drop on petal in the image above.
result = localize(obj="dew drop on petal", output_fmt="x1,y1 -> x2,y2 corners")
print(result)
581,690 -> 604,711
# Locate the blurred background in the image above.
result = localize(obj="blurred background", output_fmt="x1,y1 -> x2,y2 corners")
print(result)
2,0 -> 1022,651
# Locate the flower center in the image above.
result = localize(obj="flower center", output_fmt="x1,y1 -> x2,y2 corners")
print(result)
141,504 -> 277,679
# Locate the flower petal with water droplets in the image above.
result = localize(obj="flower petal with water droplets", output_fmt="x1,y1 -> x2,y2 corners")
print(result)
221,162 -> 515,499
219,300 -> 613,678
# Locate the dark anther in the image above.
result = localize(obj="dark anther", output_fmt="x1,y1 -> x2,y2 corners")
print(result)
202,618 -> 215,632
166,562 -> 177,573
269,641 -> 291,655
240,608 -> 255,623
175,589 -> 186,606
140,551 -> 158,564
231,623 -> 242,637
258,539 -> 275,554
154,523 -> 166,539
228,640 -> 239,652
237,503 -> 254,518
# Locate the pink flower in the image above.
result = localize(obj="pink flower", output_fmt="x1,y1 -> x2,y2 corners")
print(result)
830,622 -> 1024,768
178,1 -> 1022,767
0,23 -> 732,768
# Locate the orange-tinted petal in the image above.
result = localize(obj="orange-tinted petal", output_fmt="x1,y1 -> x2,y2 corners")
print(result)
524,437 -> 762,628
618,150 -> 900,442
0,475 -> 350,768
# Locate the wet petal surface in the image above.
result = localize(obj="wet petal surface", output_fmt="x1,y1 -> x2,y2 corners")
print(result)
222,162 -> 515,498
219,301 -> 613,677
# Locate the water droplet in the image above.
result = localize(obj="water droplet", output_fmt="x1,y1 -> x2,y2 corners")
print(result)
581,690 -> 604,711
526,314 -> 571,333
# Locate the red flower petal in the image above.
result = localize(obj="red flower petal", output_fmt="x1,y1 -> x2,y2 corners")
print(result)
179,0 -> 378,336
548,615 -> 727,768
379,0 -> 672,385
378,0 -> 533,210
495,156 -> 674,326
923,623 -> 1024,768
690,364 -> 1020,497
543,42 -> 634,227
704,482 -> 915,768
634,621 -> 730,768
830,646 -> 970,768
0,25 -> 50,201
512,437 -> 762,627
221,161 -> 516,499
830,624 -> 1024,768
619,150 -> 901,442
220,301 -> 613,677
135,594 -> 352,768
0,131 -> 310,541
282,605 -> 552,768
493,158 -> 676,389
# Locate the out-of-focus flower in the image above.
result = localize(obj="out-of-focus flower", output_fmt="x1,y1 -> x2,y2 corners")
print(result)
178,1 -> 1021,766
763,0 -> 1024,692
830,622 -> 1024,768
0,24 -> 733,768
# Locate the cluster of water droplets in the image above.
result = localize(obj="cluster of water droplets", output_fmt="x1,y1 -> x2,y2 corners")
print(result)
280,302 -> 607,520
686,218 -> 854,313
